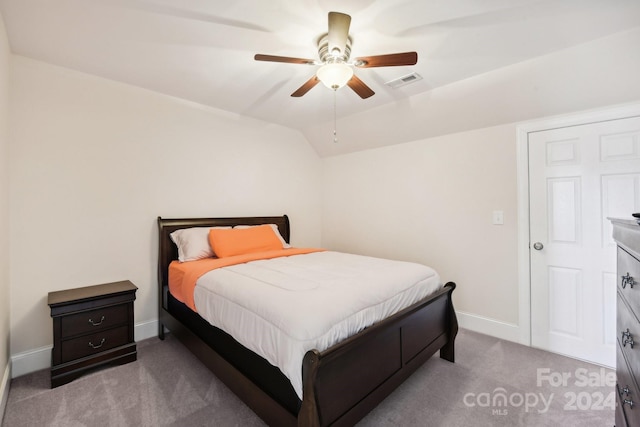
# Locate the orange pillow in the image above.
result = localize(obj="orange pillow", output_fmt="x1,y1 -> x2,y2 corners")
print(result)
208,224 -> 283,258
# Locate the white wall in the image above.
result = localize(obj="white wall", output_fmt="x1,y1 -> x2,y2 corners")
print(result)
322,124 -> 520,337
8,56 -> 322,357
0,9 -> 11,415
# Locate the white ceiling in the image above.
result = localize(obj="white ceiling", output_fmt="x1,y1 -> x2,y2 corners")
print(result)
1,0 -> 639,156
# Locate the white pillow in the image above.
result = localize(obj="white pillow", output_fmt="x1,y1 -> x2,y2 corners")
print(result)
170,226 -> 231,262
233,223 -> 291,248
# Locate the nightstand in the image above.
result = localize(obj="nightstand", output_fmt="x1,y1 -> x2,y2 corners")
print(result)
47,280 -> 137,388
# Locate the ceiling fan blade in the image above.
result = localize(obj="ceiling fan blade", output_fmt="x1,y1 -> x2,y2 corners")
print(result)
347,75 -> 375,99
254,54 -> 315,65
291,76 -> 320,97
327,12 -> 351,57
354,52 -> 418,68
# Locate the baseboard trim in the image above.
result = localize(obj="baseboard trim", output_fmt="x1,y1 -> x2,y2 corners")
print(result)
10,319 -> 159,379
134,319 -> 159,342
10,345 -> 50,379
0,361 -> 10,422
456,310 -> 523,344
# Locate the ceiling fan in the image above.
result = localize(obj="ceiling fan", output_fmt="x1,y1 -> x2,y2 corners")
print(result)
254,11 -> 418,99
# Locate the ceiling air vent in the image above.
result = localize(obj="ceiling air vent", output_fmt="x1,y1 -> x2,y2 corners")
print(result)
385,72 -> 422,89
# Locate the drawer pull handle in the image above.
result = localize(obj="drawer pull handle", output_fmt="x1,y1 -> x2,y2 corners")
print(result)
624,398 -> 634,409
622,272 -> 636,289
88,316 -> 105,326
88,338 -> 106,349
623,386 -> 631,396
622,329 -> 635,349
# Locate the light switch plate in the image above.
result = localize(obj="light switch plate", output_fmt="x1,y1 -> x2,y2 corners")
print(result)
492,210 -> 504,225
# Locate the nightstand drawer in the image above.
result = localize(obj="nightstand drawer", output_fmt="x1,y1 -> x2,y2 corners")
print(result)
60,304 -> 128,338
60,325 -> 130,363
618,247 -> 640,310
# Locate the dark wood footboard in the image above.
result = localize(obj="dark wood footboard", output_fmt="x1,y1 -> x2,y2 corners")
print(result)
299,282 -> 457,427
157,215 -> 458,427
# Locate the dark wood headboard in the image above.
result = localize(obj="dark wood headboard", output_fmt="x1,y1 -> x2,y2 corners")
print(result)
156,215 -> 290,308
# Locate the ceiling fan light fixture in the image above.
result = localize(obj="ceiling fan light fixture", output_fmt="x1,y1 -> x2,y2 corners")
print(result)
254,12 -> 416,99
317,63 -> 353,90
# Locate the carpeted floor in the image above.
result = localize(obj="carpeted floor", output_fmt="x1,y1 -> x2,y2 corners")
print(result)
2,329 -> 614,426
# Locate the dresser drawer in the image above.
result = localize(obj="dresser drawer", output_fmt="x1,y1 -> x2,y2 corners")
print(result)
618,347 -> 640,427
618,247 -> 640,310
60,304 -> 129,338
618,293 -> 640,379
60,325 -> 130,363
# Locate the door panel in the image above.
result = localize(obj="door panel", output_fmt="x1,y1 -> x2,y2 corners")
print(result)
529,116 -> 640,367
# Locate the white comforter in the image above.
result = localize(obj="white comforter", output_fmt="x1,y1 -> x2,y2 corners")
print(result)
192,251 -> 442,399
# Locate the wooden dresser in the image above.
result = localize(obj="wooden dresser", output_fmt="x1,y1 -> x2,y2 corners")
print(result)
47,280 -> 137,388
612,218 -> 640,427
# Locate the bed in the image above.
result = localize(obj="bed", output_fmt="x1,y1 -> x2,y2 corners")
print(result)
157,215 -> 458,427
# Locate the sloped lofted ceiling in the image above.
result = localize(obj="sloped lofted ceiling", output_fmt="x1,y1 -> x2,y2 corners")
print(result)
1,0 -> 639,156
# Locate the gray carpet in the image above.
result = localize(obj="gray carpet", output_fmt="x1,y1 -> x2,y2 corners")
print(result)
2,329 -> 614,426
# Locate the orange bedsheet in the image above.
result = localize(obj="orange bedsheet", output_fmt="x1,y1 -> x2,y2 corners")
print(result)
169,247 -> 324,311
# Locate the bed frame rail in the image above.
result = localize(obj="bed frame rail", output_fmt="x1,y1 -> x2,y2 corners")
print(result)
159,303 -> 298,426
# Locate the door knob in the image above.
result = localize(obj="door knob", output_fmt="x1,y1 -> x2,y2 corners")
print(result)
533,242 -> 544,250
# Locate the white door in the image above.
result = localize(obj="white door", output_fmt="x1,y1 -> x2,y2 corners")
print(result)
529,116 -> 640,367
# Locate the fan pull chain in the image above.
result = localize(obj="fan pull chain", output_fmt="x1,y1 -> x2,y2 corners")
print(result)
333,89 -> 338,143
